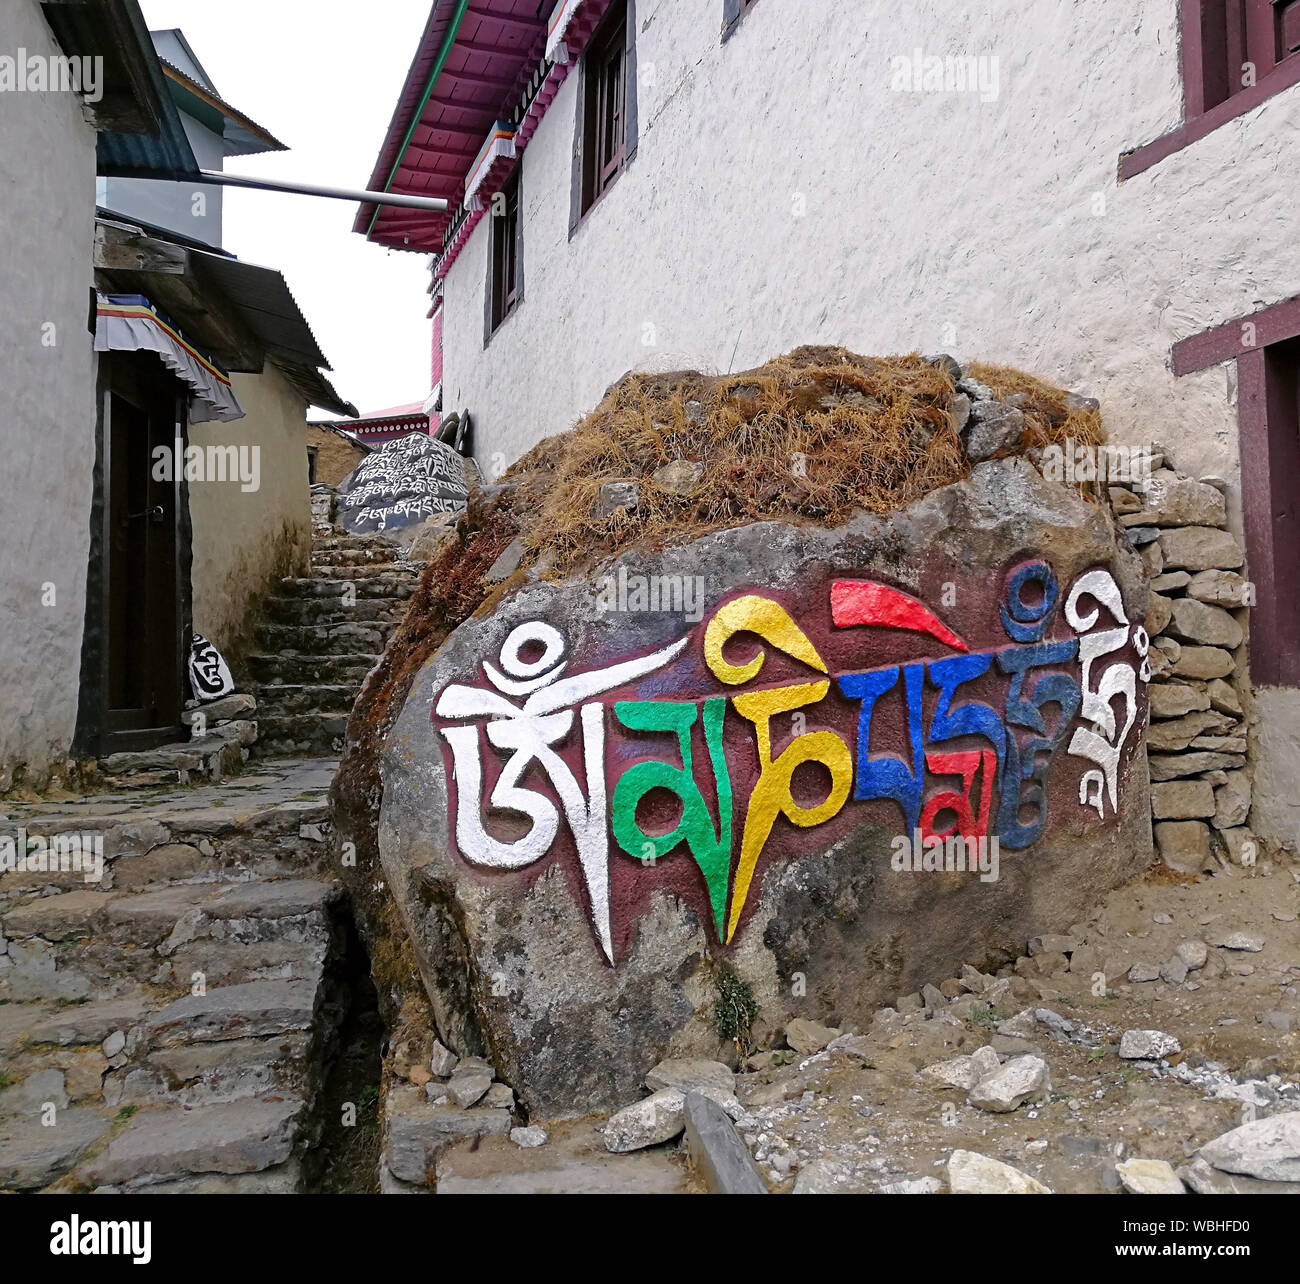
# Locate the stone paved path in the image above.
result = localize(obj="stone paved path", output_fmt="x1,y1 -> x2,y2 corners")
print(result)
0,758 -> 348,1192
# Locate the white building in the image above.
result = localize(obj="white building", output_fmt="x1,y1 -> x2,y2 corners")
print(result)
359,0 -> 1300,846
0,0 -> 352,789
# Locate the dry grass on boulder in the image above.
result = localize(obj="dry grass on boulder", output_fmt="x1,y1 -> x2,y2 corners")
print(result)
510,347 -> 1105,577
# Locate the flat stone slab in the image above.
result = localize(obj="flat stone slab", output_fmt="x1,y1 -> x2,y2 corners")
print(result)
102,885 -> 222,943
26,997 -> 151,1047
683,1091 -> 767,1193
0,1107 -> 110,1190
146,979 -> 319,1044
435,1119 -> 691,1194
384,1086 -> 512,1185
81,1097 -> 302,1187
147,1033 -> 312,1100
0,1002 -> 54,1054
0,758 -> 337,833
204,879 -> 337,920
3,892 -> 118,941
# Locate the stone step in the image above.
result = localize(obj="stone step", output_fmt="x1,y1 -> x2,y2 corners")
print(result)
0,760 -> 345,1193
312,534 -> 400,552
305,562 -> 419,581
79,1096 -> 307,1191
254,684 -> 359,716
246,653 -> 379,684
255,622 -> 396,655
254,713 -> 349,756
264,596 -> 409,627
276,575 -> 417,599
97,722 -> 257,787
310,547 -> 400,568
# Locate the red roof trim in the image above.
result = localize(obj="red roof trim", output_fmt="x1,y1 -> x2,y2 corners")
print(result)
357,1 -> 550,254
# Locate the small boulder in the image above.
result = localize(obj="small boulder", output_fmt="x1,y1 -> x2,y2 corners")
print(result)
963,402 -> 1027,462
1198,1114 -> 1300,1183
429,1041 -> 459,1078
602,1089 -> 685,1153
511,1125 -> 548,1148
967,1054 -> 1050,1112
996,1009 -> 1038,1039
597,481 -> 640,517
645,1057 -> 735,1099
652,460 -> 704,496
1118,1029 -> 1181,1060
785,1018 -> 840,1055
447,1067 -> 493,1109
1117,1158 -> 1185,1194
948,1149 -> 1052,1194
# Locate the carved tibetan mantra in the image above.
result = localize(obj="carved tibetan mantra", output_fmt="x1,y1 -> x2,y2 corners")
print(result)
431,562 -> 1149,965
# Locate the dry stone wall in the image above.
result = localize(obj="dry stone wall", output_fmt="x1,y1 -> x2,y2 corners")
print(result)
1101,450 -> 1255,874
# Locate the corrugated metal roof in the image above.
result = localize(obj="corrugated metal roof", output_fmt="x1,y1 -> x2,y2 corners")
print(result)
189,252 -> 331,371
158,58 -> 287,157
41,0 -> 201,180
272,363 -> 357,420
186,252 -> 356,418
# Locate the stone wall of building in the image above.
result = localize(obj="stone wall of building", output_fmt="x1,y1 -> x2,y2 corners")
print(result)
307,422 -> 369,488
1103,449 -> 1258,864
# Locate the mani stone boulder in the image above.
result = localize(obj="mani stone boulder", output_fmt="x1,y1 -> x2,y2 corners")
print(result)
336,433 -> 468,540
377,457 -> 1152,1117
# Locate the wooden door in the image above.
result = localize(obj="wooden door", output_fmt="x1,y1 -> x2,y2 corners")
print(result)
99,352 -> 186,752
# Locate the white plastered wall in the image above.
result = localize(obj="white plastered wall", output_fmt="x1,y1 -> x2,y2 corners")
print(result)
439,0 -> 1300,846
0,1 -> 99,787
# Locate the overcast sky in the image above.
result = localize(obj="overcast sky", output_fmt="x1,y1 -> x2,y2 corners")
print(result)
139,0 -> 435,420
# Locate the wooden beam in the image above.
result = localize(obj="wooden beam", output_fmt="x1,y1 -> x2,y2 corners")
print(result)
441,66 -> 519,90
93,220 -> 188,275
95,258 -> 265,374
465,6 -> 544,36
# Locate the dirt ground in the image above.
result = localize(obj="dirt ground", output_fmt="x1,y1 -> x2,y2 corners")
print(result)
726,847 -> 1300,1193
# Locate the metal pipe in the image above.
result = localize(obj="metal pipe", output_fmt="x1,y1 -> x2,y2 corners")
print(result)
196,170 -> 449,213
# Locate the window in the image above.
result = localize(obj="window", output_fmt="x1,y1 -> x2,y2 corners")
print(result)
1190,0 -> 1300,112
488,165 -> 521,334
1172,295 -> 1300,684
307,445 -> 318,485
1122,1 -> 1300,176
580,1 -> 628,214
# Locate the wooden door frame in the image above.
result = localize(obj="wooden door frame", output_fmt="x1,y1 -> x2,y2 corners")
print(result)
74,352 -> 192,757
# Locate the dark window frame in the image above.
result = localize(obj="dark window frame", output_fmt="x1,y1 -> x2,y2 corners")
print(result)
570,0 -> 638,233
1171,294 -> 1300,686
1122,0 -> 1300,178
486,163 -> 523,341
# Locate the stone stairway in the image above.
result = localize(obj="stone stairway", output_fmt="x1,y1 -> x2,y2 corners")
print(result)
247,522 -> 420,758
0,760 -> 379,1193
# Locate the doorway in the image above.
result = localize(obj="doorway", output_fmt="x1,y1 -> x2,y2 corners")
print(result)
87,352 -> 188,755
